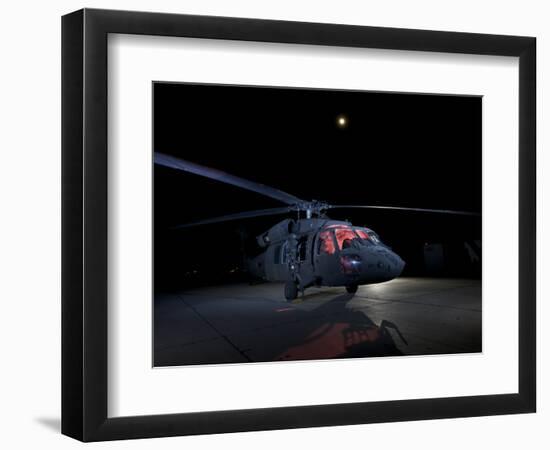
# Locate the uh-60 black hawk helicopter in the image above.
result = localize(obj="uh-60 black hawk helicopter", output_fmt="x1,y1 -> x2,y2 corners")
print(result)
155,152 -> 479,301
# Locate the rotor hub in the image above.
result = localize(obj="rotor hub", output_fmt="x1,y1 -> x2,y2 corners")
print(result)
290,200 -> 331,218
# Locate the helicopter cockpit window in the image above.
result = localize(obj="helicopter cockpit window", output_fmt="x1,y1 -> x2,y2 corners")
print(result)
317,230 -> 336,255
334,227 -> 360,250
354,227 -> 382,245
355,229 -> 369,240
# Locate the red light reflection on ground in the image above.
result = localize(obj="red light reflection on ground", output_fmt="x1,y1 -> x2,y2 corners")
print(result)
276,322 -> 381,360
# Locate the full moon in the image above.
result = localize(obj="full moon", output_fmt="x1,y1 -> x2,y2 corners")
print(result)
336,114 -> 348,128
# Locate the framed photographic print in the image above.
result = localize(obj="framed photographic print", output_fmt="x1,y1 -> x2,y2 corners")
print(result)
62,8 -> 536,441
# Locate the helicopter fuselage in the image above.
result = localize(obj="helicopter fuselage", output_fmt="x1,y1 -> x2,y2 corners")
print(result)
247,218 -> 405,298
153,152 -> 475,300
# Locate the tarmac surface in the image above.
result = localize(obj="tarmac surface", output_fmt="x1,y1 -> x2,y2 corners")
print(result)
154,277 -> 481,366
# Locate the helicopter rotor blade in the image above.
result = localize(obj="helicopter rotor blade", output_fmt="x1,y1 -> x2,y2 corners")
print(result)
171,206 -> 293,229
329,205 -> 480,216
155,152 -> 303,205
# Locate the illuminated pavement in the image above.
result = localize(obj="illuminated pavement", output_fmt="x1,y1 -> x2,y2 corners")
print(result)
154,277 -> 481,366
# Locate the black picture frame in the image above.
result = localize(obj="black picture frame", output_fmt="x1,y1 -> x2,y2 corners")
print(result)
62,8 -> 536,442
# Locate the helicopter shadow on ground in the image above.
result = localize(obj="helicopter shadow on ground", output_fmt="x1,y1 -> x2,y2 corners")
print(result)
231,292 -> 408,363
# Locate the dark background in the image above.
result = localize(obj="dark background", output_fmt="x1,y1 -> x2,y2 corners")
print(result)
154,82 -> 481,291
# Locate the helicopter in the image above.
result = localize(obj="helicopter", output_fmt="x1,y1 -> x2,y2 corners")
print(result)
155,152 -> 479,301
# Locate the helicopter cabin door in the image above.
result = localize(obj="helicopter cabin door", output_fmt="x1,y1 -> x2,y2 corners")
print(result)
313,229 -> 340,286
265,235 -> 315,287
295,234 -> 315,288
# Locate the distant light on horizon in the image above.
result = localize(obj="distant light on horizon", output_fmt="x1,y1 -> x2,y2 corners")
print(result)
336,114 -> 348,129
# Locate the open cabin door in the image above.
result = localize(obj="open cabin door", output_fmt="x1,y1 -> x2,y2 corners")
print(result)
313,229 -> 341,286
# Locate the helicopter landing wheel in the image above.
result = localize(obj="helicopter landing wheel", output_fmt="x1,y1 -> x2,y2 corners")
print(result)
346,284 -> 358,294
284,281 -> 298,301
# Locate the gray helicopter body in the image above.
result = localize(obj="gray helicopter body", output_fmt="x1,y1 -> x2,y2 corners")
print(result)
247,218 -> 405,298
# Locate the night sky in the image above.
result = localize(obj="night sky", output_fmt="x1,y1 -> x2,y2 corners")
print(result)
153,82 -> 481,290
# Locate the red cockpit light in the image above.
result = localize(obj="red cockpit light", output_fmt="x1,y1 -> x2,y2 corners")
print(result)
318,230 -> 336,255
334,228 -> 359,250
355,229 -> 369,240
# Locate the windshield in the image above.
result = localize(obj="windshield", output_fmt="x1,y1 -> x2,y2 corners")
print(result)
322,225 -> 362,251
334,228 -> 360,250
355,227 -> 382,245
318,225 -> 383,254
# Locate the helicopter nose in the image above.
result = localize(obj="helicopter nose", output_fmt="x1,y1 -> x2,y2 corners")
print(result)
373,249 -> 405,280
389,251 -> 406,278
358,247 -> 405,282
